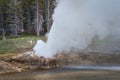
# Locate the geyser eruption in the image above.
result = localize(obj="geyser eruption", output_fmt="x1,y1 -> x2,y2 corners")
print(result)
34,0 -> 120,58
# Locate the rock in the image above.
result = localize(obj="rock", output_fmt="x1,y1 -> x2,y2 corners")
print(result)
10,51 -> 38,65
0,51 -> 59,75
47,58 -> 58,68
0,61 -> 23,74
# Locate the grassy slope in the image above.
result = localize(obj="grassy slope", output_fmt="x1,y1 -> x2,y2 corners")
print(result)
0,35 -> 46,54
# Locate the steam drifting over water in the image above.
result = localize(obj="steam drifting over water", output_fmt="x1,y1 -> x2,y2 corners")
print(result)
34,0 -> 120,58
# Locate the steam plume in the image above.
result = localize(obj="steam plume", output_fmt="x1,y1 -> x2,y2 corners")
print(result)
34,0 -> 120,58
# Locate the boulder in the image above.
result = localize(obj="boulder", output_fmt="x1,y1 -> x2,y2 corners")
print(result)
10,52 -> 38,65
0,61 -> 23,74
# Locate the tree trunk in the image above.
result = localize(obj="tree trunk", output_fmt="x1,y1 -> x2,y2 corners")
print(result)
36,0 -> 40,36
47,0 -> 50,33
1,11 -> 4,28
14,0 -> 18,36
24,1 -> 32,34
2,29 -> 6,40
27,10 -> 31,34
44,0 -> 50,33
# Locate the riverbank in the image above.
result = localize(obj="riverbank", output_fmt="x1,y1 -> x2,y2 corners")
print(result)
1,51 -> 120,80
0,51 -> 53,74
1,50 -> 120,75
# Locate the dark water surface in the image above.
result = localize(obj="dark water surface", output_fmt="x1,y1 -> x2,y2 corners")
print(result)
0,66 -> 120,80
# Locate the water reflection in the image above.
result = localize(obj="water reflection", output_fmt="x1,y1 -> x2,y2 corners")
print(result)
66,65 -> 120,71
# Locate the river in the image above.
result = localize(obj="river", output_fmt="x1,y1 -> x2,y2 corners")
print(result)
0,66 -> 120,80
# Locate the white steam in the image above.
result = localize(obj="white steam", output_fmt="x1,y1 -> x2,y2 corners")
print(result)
33,0 -> 120,58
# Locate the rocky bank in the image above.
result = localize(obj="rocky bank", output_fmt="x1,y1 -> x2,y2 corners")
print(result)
0,51 -> 52,74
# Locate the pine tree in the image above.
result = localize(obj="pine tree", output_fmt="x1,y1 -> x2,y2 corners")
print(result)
22,0 -> 33,34
0,0 -> 56,37
0,0 -> 9,40
7,0 -> 24,36
44,0 -> 56,33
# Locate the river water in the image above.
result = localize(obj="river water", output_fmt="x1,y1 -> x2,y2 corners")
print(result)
65,65 -> 120,71
0,66 -> 120,80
